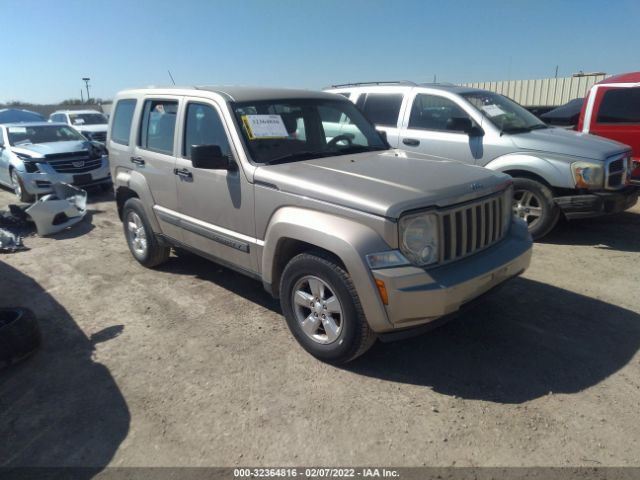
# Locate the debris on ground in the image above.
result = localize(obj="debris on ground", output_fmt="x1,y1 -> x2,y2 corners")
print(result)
25,183 -> 87,236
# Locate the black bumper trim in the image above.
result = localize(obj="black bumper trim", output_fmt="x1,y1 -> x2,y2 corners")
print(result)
554,188 -> 638,219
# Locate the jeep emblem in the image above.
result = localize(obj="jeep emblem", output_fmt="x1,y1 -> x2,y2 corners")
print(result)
470,182 -> 484,191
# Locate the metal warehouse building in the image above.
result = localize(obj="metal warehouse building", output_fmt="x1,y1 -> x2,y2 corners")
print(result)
462,73 -> 608,108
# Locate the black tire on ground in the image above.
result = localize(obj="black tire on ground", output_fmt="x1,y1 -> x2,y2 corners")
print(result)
122,198 -> 170,268
0,308 -> 42,368
279,251 -> 376,364
512,177 -> 561,240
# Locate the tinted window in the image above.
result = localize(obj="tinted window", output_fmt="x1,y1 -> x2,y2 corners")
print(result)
139,99 -> 178,154
409,94 -> 472,131
597,88 -> 640,124
183,103 -> 232,159
361,93 -> 403,127
111,99 -> 137,145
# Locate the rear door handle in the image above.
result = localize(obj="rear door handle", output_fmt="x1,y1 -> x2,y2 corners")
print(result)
402,138 -> 420,147
173,168 -> 193,179
130,156 -> 145,166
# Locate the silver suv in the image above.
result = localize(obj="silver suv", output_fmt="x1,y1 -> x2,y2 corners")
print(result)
108,86 -> 532,363
326,82 -> 638,239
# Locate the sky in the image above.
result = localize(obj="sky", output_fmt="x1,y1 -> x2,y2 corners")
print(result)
2,0 -> 639,104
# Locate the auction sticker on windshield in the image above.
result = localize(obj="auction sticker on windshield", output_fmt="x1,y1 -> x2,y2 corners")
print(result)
8,127 -> 27,134
481,104 -> 506,117
242,114 -> 289,140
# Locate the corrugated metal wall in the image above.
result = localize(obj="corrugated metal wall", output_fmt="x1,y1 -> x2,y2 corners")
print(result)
461,75 -> 609,107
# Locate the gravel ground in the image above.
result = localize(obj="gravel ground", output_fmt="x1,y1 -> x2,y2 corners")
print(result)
1,186 -> 639,469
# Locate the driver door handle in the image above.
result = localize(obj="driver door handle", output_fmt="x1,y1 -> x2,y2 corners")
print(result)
174,168 -> 193,179
402,138 -> 420,147
130,156 -> 145,166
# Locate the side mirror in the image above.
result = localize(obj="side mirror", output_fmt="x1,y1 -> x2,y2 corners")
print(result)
467,126 -> 485,137
447,117 -> 484,137
191,144 -> 234,170
376,129 -> 390,147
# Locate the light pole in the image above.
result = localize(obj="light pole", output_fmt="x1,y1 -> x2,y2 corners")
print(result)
82,77 -> 91,103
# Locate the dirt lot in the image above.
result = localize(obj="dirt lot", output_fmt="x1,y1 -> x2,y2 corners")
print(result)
1,186 -> 639,468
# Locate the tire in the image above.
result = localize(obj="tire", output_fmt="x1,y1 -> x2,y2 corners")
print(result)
10,168 -> 34,203
512,177 -> 560,240
280,251 -> 376,363
122,198 -> 170,267
0,308 -> 42,368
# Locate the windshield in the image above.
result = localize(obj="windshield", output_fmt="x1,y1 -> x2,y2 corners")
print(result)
462,92 -> 547,133
231,98 -> 388,164
7,125 -> 86,146
68,112 -> 108,126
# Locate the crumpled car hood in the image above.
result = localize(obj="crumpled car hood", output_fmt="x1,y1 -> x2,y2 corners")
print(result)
255,150 -> 511,218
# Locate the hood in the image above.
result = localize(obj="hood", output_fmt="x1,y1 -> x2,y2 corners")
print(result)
509,127 -> 630,160
72,124 -> 107,133
11,140 -> 90,158
254,150 -> 510,218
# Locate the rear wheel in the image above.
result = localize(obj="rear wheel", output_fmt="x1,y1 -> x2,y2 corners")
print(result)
512,177 -> 560,240
122,198 -> 170,267
280,252 -> 376,363
10,169 -> 34,203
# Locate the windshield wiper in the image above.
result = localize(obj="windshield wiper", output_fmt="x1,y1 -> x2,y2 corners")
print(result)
263,151 -> 333,165
529,124 -> 548,130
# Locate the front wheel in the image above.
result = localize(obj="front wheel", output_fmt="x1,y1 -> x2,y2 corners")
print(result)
512,177 -> 560,240
10,169 -> 34,203
280,252 -> 376,363
122,198 -> 170,268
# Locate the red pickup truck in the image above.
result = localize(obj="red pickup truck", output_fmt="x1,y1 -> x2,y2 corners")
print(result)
577,72 -> 640,184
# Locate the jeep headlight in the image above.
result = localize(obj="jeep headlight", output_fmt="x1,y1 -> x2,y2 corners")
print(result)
571,161 -> 604,189
399,212 -> 439,266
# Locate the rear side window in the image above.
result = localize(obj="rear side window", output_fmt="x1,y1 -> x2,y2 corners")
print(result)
597,87 -> 640,124
139,99 -> 178,154
360,93 -> 403,127
183,103 -> 232,159
111,99 -> 137,145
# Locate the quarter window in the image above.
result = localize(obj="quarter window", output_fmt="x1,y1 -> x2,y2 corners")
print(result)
139,99 -> 178,154
111,99 -> 137,145
360,93 -> 403,127
596,88 -> 640,124
409,94 -> 471,132
183,103 -> 232,159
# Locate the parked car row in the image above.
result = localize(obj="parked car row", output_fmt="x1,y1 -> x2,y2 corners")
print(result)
325,81 -> 637,239
0,107 -> 110,201
1,80 -> 637,363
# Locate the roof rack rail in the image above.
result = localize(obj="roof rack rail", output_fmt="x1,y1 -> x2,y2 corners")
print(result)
325,80 -> 417,89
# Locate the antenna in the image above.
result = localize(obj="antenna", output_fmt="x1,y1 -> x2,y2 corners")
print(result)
167,70 -> 176,86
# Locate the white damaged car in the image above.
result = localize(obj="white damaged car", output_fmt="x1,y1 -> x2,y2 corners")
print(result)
0,122 -> 111,201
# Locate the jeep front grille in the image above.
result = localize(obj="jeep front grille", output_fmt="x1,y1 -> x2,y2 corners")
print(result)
438,193 -> 507,264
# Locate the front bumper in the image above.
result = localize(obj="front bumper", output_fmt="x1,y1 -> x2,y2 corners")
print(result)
21,156 -> 111,196
554,187 -> 638,220
370,218 -> 532,332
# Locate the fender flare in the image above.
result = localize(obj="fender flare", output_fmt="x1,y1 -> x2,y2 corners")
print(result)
484,153 -> 572,188
261,207 -> 394,332
114,168 -> 161,232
